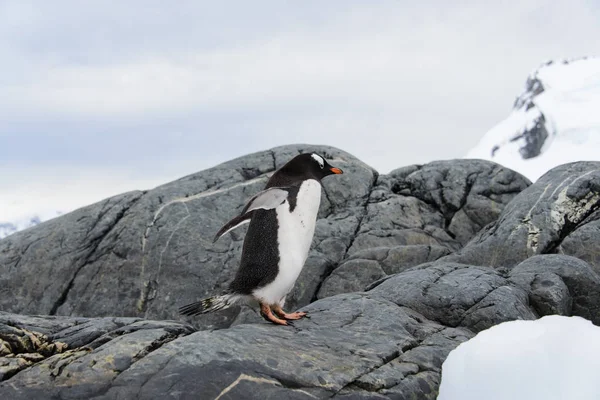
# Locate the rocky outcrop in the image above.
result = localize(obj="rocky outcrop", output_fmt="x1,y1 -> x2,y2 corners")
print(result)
0,300 -> 473,400
0,145 -> 529,331
0,145 -> 376,329
316,160 -> 529,299
444,161 -> 600,272
2,145 -> 600,399
0,312 -> 194,398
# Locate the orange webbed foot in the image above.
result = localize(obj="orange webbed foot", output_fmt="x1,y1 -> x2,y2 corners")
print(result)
271,305 -> 308,321
260,302 -> 291,325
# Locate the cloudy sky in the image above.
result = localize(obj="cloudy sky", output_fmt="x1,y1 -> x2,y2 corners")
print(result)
2,0 -> 600,222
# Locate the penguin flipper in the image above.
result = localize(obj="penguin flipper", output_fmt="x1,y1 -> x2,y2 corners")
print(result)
239,187 -> 290,214
213,187 -> 290,242
212,212 -> 253,243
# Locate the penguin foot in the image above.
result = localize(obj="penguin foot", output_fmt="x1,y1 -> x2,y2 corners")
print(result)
271,305 -> 308,321
260,303 -> 290,326
282,311 -> 307,320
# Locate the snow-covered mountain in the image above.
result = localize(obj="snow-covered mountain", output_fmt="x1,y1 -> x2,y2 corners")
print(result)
0,213 -> 61,239
467,57 -> 600,181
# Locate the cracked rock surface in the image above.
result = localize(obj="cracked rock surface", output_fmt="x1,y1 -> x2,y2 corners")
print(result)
0,145 -> 526,330
0,145 -> 376,330
317,159 -> 530,299
2,146 -> 600,399
444,161 -> 600,269
0,298 -> 473,400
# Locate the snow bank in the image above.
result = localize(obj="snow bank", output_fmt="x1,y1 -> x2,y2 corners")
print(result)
438,315 -> 600,400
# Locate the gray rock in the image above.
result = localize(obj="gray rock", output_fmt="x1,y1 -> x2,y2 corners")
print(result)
369,263 -> 537,333
0,311 -> 193,387
347,160 -> 530,258
0,146 -> 527,331
2,153 -> 600,399
317,245 -> 451,299
557,209 -> 600,274
348,245 -> 452,275
0,145 -> 376,330
0,295 -> 473,400
384,160 -> 531,247
0,191 -> 146,318
313,159 -> 530,301
509,254 -> 600,324
444,161 -> 600,269
317,259 -> 386,299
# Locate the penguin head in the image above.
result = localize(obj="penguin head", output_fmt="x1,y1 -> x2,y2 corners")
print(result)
280,153 -> 344,181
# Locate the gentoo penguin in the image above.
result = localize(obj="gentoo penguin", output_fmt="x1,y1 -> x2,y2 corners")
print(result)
179,153 -> 343,325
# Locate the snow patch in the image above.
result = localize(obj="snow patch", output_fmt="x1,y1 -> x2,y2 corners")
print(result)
438,315 -> 600,400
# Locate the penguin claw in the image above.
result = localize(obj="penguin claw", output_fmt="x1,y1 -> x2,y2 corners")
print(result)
283,311 -> 307,320
285,321 -> 295,327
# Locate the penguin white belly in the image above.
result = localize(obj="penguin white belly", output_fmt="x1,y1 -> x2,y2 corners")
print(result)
253,179 -> 321,305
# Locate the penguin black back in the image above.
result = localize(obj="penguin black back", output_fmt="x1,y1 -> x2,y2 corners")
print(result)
229,208 -> 280,294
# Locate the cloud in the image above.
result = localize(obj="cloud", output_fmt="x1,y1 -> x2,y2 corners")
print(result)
1,0 -> 600,220
3,1 -> 598,119
0,165 -> 172,221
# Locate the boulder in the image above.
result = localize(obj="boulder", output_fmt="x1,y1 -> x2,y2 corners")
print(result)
317,159 -> 530,300
370,263 -> 536,333
0,145 -> 375,330
444,161 -> 600,269
509,254 -> 600,324
0,146 -> 529,331
557,210 -> 600,274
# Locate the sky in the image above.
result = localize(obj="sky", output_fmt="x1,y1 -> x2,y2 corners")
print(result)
2,0 -> 600,222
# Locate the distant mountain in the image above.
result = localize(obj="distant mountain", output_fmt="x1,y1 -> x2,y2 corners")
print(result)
466,57 -> 600,181
0,214 -> 60,239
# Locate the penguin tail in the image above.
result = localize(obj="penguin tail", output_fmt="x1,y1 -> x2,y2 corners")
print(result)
179,293 -> 240,316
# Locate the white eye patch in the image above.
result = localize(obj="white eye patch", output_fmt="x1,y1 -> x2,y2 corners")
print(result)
311,154 -> 325,169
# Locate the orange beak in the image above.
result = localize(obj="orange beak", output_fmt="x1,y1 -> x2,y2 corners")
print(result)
330,167 -> 343,175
